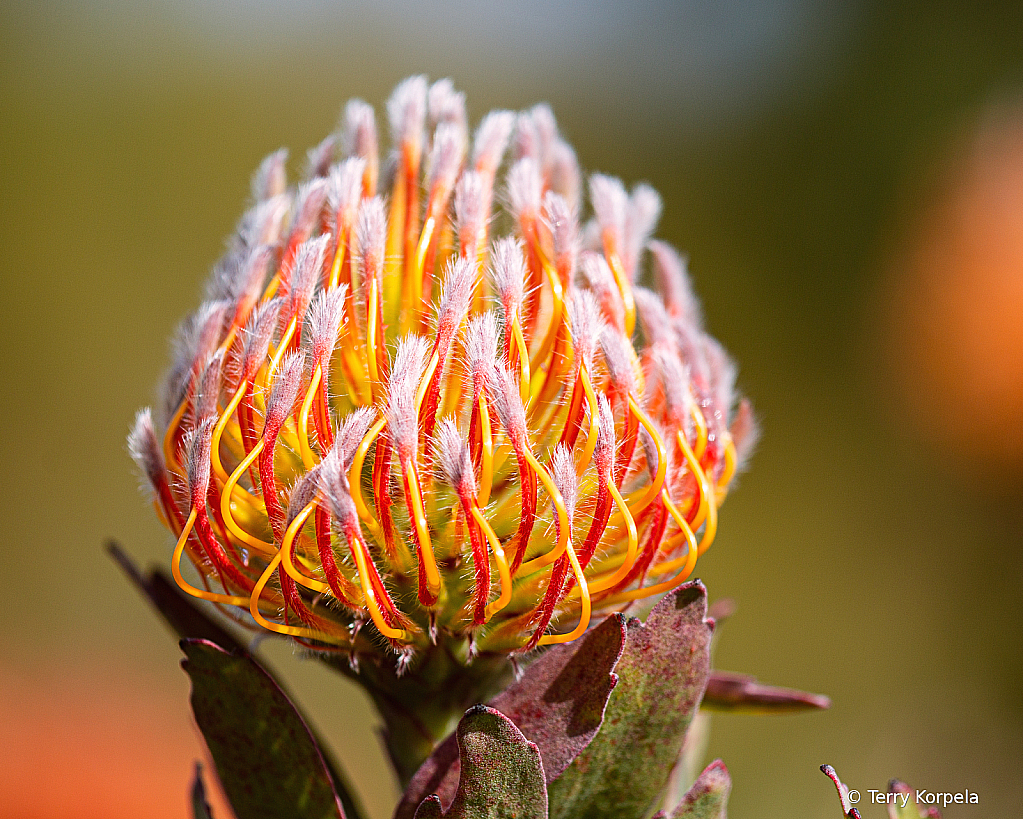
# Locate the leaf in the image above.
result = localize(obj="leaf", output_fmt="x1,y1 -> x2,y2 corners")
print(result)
659,710 -> 712,814
702,671 -> 831,713
181,638 -> 345,819
111,545 -> 369,819
397,613 -> 625,819
191,762 -> 214,819
412,705 -> 547,819
547,581 -> 713,819
664,760 -> 730,819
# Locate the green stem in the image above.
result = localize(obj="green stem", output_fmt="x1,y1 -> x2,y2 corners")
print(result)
320,636 -> 514,786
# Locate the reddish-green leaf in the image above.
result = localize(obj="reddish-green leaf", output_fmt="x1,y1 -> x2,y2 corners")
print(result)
412,706 -> 547,819
547,581 -> 713,819
181,639 -> 345,819
658,760 -> 730,819
397,613 -> 625,819
703,670 -> 831,713
660,710 -> 712,812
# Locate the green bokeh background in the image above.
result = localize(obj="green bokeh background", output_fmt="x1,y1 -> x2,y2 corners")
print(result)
2,2 -> 1021,817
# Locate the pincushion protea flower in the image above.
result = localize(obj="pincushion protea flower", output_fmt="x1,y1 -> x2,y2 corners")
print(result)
129,75 -> 756,669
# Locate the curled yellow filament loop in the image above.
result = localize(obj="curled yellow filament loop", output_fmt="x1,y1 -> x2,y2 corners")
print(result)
409,215 -> 436,330
219,325 -> 239,354
586,479 -> 638,593
348,526 -> 414,642
297,364 -> 322,470
220,440 -> 275,556
471,505 -> 512,620
210,383 -> 249,483
511,315 -> 531,403
280,501 -> 331,596
676,429 -> 718,556
327,235 -> 346,290
691,403 -> 709,462
602,489 -> 699,606
414,349 -> 441,412
404,461 -> 443,597
366,279 -> 382,398
624,397 -> 668,516
537,544 -> 591,646
477,395 -> 494,507
350,415 -> 388,546
647,490 -> 700,578
577,367 -> 601,470
266,317 -> 298,382
606,251 -> 636,336
261,274 -> 281,302
516,450 -> 572,573
528,249 -> 565,389
172,508 -> 250,606
249,551 -> 347,644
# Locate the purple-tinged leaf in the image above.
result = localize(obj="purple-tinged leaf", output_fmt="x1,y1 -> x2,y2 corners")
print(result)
491,612 -> 625,780
703,671 -> 831,713
191,762 -> 214,819
181,639 -> 345,819
547,581 -> 713,819
396,613 -> 625,819
821,765 -> 863,819
412,706 -> 547,819
659,760 -> 730,819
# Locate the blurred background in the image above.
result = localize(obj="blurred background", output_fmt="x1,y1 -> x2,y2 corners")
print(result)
2,1 -> 1021,817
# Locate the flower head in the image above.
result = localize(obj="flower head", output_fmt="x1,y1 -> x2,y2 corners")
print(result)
131,77 -> 756,663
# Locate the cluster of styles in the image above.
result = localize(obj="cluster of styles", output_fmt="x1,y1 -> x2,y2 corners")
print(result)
121,77 -> 853,819
129,75 -> 756,660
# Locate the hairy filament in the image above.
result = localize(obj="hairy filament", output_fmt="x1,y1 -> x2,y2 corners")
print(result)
536,543 -> 590,646
280,501 -> 330,595
298,364 -> 322,469
585,480 -> 638,593
249,551 -> 347,644
172,508 -> 250,606
516,449 -> 572,573
677,429 -> 718,555
624,396 -> 668,515
472,505 -> 512,620
403,460 -> 443,603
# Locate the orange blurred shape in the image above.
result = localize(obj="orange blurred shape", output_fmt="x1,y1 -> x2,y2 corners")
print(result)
0,657 -> 233,819
888,104 -> 1023,472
